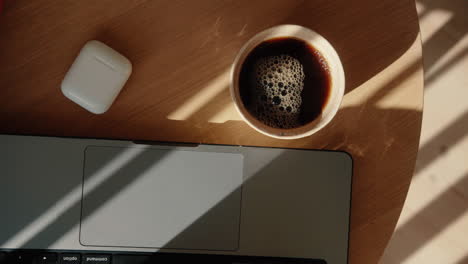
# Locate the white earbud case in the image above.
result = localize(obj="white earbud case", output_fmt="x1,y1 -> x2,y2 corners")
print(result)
61,40 -> 132,114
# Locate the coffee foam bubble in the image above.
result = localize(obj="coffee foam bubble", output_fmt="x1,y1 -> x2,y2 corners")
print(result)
250,55 -> 305,128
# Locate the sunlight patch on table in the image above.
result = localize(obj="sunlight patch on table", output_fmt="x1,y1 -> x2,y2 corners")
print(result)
208,102 -> 242,123
167,70 -> 230,121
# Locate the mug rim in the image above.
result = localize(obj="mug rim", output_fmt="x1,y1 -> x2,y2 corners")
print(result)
230,24 -> 345,140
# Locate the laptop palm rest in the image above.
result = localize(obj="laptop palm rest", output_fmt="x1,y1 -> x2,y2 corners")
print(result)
0,134 -> 352,263
80,146 -> 244,251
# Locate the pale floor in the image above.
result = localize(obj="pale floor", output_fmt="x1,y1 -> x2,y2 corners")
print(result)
380,0 -> 468,263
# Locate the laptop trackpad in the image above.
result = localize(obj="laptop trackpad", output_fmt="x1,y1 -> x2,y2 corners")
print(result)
80,146 -> 243,251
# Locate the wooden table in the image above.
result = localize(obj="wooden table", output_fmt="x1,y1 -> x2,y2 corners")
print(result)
0,0 -> 423,263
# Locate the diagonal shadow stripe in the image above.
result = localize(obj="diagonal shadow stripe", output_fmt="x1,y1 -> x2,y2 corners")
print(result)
20,148 -> 170,248
381,172 -> 468,263
414,109 -> 468,175
456,254 -> 468,264
425,46 -> 468,84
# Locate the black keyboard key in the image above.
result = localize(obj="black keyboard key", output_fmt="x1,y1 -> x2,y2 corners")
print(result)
82,255 -> 111,264
35,253 -> 58,264
60,254 -> 81,264
113,255 -> 151,264
114,253 -> 229,264
10,253 -> 34,264
114,253 -> 325,264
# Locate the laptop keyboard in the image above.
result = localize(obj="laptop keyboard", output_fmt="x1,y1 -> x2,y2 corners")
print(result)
0,251 -> 326,264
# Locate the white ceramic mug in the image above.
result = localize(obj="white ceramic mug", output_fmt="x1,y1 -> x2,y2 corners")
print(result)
230,24 -> 345,139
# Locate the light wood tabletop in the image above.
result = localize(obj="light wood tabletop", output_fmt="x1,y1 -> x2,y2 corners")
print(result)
0,0 -> 423,263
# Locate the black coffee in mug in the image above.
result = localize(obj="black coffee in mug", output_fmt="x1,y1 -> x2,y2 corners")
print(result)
238,37 -> 331,129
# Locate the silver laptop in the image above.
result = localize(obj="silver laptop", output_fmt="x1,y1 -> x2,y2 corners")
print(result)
0,134 -> 352,264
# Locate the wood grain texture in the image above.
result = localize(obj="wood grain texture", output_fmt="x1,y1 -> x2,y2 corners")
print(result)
0,0 -> 423,263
